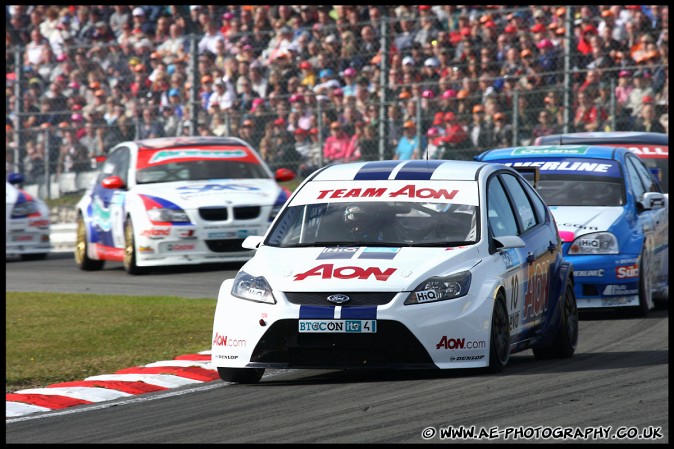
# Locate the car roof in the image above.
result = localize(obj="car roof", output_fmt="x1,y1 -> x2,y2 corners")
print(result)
308,160 -> 493,182
476,145 -> 629,162
135,136 -> 253,151
535,131 -> 668,146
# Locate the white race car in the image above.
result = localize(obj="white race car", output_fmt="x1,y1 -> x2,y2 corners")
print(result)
75,137 -> 295,274
5,173 -> 51,260
212,160 -> 578,383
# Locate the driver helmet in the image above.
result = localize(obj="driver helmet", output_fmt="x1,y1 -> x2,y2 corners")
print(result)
343,203 -> 383,237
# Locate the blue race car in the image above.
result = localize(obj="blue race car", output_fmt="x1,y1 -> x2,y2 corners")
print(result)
476,145 -> 668,316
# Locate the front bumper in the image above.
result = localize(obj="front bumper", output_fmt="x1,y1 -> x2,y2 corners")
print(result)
211,279 -> 495,370
565,252 -> 641,309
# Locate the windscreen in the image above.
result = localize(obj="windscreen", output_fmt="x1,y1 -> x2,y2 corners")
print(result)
135,148 -> 268,184
266,180 -> 479,247
499,158 -> 625,207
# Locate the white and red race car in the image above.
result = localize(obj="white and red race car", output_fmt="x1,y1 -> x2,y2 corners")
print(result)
212,160 -> 578,383
75,137 -> 295,274
5,173 -> 51,260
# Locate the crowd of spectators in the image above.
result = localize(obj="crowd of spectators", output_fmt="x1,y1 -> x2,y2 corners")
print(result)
6,5 -> 669,185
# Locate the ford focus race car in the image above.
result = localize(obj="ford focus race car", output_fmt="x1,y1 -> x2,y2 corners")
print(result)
5,173 -> 51,260
476,145 -> 668,315
211,160 -> 578,383
75,137 -> 295,274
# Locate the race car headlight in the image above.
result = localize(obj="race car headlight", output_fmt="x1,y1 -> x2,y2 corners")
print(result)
12,201 -> 38,218
568,232 -> 619,255
231,271 -> 276,304
404,271 -> 471,305
147,208 -> 190,223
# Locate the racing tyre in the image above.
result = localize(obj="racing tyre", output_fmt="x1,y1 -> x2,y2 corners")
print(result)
21,253 -> 48,261
123,218 -> 148,275
635,249 -> 652,317
533,283 -> 578,359
75,214 -> 105,271
487,294 -> 510,373
217,367 -> 265,384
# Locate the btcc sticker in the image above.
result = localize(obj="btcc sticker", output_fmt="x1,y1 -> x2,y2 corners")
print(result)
358,247 -> 400,259
317,247 -> 359,259
603,284 -> 639,296
298,319 -> 377,333
574,269 -> 605,277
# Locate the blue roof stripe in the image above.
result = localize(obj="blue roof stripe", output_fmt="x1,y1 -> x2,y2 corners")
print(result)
354,161 -> 400,180
395,160 -> 444,180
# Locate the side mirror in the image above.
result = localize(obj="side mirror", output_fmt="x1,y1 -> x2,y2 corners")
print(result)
640,192 -> 667,211
494,235 -> 526,251
101,175 -> 126,190
275,168 -> 296,183
7,172 -> 24,185
242,235 -> 263,250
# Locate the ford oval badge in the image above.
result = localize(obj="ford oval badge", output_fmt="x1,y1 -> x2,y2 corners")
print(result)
327,294 -> 350,304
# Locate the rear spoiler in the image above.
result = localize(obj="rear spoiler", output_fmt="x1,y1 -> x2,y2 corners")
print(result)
512,166 -> 540,189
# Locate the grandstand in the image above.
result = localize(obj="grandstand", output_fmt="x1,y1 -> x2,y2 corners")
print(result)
6,5 -> 669,199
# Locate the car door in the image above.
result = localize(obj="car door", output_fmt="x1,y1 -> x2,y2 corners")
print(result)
624,153 -> 668,287
488,171 -> 558,340
91,146 -> 131,250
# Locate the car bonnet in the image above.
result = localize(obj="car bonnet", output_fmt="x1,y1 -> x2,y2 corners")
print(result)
133,179 -> 283,209
549,206 -> 623,243
243,244 -> 479,292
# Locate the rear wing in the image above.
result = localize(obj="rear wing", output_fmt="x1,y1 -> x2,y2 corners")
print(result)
512,166 -> 540,189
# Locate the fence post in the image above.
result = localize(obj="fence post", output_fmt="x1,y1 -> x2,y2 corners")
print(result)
512,89 -> 519,146
45,129 -> 51,200
189,34 -> 198,137
317,99 -> 324,167
562,6 -> 572,134
416,96 -> 422,156
378,11 -> 388,161
13,45 -> 23,175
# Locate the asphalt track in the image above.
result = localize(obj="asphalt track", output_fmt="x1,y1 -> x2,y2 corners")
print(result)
5,253 -> 669,443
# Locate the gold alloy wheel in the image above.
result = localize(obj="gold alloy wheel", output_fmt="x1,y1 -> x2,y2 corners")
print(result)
75,216 -> 86,265
124,220 -> 134,269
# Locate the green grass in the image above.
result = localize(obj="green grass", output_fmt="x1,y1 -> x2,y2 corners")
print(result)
6,292 -> 216,393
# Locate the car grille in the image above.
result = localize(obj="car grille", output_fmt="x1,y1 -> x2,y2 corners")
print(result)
198,206 -> 262,221
234,206 -> 261,220
199,207 -> 228,221
205,239 -> 252,253
249,319 -> 436,368
284,292 -> 396,306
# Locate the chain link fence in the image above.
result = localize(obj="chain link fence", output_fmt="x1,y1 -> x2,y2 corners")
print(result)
6,5 -> 668,199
